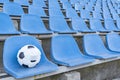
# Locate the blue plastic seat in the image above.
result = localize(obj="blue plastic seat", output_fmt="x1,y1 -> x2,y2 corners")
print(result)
104,19 -> 119,31
20,14 -> 53,34
80,10 -> 91,19
51,35 -> 95,66
111,13 -> 119,20
117,9 -> 120,14
106,33 -> 120,52
94,6 -> 102,13
85,4 -> 93,12
70,0 -> 78,4
49,16 -> 76,33
3,36 -> 58,78
29,5 -> 46,17
71,18 -> 95,32
49,0 -> 60,9
62,2 -> 72,9
92,11 -> 103,20
60,0 -> 68,3
14,0 -> 29,6
66,8 -> 79,18
32,0 -> 46,7
74,2 -> 83,11
3,2 -> 24,16
0,0 -> 9,3
0,13 -> 20,34
83,34 -> 120,59
116,19 -> 120,29
49,9 -> 64,17
103,12 -> 112,20
90,19 -> 110,32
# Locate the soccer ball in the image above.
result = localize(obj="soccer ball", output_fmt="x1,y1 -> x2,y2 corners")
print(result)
17,45 -> 41,68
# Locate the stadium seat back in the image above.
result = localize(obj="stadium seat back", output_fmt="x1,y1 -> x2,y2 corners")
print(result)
3,2 -> 24,16
0,13 -> 19,34
20,14 -> 52,34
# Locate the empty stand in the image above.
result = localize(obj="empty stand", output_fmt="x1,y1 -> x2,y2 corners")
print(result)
3,36 -> 58,78
51,35 -> 95,66
1,0 -> 120,79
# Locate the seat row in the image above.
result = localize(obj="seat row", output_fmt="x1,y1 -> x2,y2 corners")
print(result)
0,0 -> 46,7
1,12 -> 120,35
63,0 -> 120,20
1,0 -> 120,21
3,33 -> 120,78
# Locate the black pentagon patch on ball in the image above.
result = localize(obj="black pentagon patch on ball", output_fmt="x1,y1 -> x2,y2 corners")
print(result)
28,45 -> 34,49
19,52 -> 24,59
22,64 -> 29,68
31,60 -> 36,62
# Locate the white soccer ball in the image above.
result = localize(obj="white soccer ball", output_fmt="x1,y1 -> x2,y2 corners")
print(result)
17,45 -> 41,68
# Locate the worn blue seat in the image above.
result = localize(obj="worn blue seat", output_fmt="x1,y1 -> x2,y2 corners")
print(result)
83,34 -> 120,59
104,19 -> 119,31
0,13 -> 20,34
29,5 -> 46,17
106,33 -> 120,52
3,2 -> 24,16
3,36 -> 58,78
51,35 -> 95,66
20,14 -> 53,34
49,16 -> 76,33
14,0 -> 29,6
90,19 -> 110,32
71,18 -> 95,32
